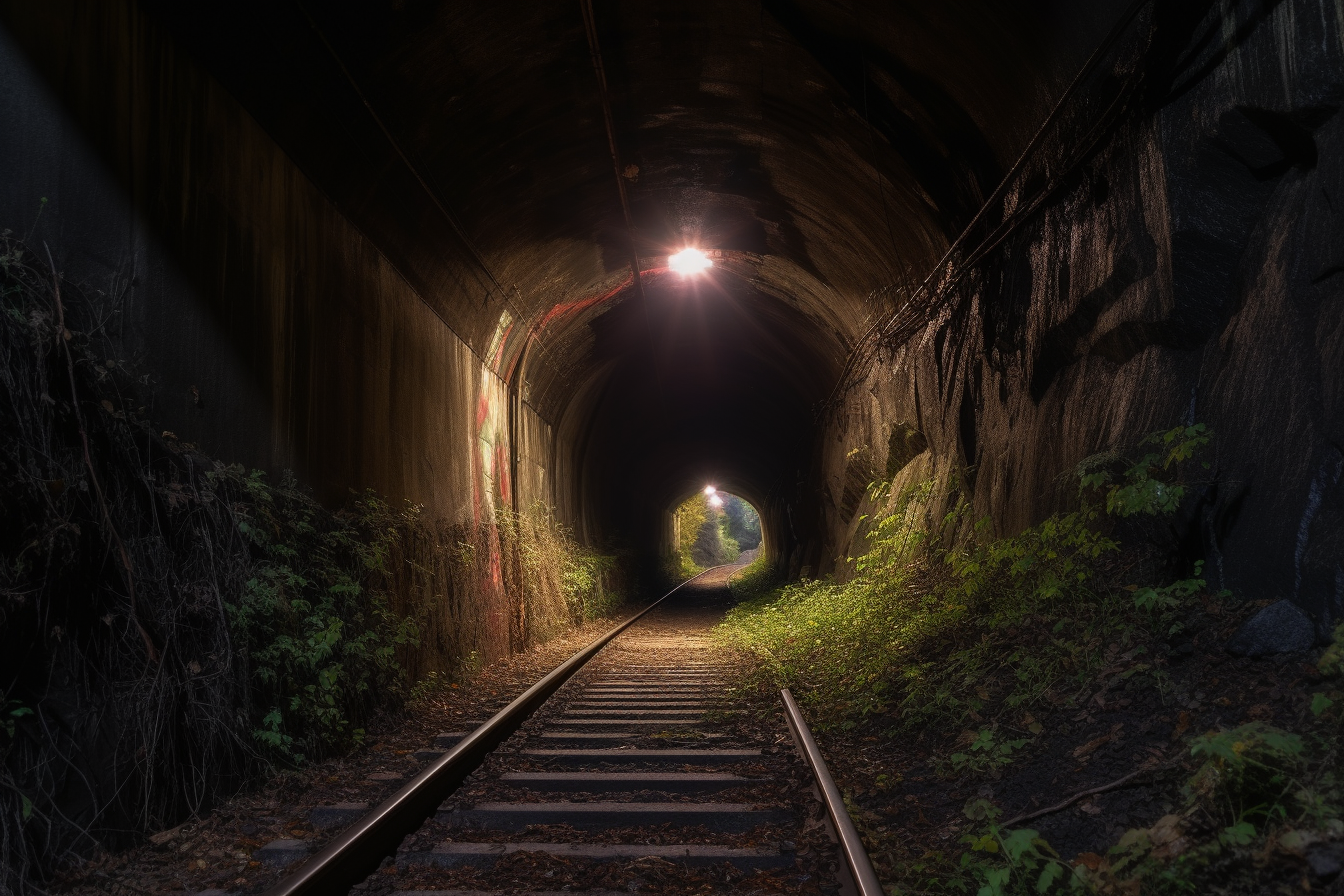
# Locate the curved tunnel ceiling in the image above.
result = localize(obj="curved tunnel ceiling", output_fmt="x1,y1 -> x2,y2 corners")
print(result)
149,0 -> 1128,549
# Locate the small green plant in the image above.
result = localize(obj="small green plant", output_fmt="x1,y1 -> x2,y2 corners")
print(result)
946,728 -> 1030,776
0,700 -> 32,745
1130,563 -> 1205,614
220,471 -> 419,765
1128,562 -> 1208,636
959,799 -> 1071,895
1186,722 -> 1305,828
1077,423 -> 1210,517
1,699 -> 34,820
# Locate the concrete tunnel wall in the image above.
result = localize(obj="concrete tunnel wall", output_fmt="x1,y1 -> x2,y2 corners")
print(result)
0,1 -> 575,663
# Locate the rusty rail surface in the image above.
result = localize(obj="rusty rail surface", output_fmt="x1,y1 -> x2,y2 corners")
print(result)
262,567 -> 727,896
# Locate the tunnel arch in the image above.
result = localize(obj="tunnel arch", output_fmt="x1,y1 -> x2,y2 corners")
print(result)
664,483 -> 771,563
512,256 -> 847,564
106,0 -> 1127,574
8,5 -> 1344,885
6,0 -> 1330,613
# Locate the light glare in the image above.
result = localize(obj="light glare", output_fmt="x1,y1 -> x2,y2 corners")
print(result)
703,485 -> 716,495
669,248 -> 713,275
709,495 -> 724,508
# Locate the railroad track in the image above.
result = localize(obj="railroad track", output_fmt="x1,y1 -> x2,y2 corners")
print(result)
252,567 -> 879,896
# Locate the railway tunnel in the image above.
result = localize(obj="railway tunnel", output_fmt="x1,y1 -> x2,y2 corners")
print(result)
0,0 -> 1147,581
3,0 -> 1344,892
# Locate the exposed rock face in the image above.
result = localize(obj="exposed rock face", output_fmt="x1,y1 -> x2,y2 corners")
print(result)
819,1 -> 1344,636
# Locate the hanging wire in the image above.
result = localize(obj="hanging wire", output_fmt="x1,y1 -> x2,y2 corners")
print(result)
816,0 -> 1154,420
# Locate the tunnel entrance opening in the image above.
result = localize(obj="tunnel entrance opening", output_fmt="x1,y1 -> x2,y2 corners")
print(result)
669,486 -> 763,578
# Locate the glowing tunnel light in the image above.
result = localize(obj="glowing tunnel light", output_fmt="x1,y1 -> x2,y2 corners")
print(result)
703,485 -> 716,495
669,247 -> 713,275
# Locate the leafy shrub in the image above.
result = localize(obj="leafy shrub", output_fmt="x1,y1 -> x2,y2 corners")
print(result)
496,501 -> 625,631
718,425 -> 1213,734
1076,423 -> 1210,517
727,554 -> 778,599
219,470 -> 419,764
959,799 -> 1071,895
1186,722 -> 1306,827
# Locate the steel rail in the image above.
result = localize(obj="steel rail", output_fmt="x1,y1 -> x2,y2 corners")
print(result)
263,566 -> 728,896
780,688 -> 884,896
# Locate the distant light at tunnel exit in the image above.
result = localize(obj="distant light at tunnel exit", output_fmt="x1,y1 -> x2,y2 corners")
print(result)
669,248 -> 713,275
709,495 -> 724,508
703,485 -> 716,495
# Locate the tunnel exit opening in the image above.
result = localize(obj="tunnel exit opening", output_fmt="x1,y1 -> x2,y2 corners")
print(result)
667,486 -> 764,579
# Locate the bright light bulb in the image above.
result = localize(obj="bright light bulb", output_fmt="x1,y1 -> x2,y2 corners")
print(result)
669,248 -> 713,275
703,485 -> 716,495
709,495 -> 724,508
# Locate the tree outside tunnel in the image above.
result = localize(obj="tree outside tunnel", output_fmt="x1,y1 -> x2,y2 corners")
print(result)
672,488 -> 762,575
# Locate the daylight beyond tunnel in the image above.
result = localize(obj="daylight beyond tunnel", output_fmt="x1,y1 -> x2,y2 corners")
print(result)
576,262 -> 839,558
1,0 -> 1336,592
30,0 -> 1129,575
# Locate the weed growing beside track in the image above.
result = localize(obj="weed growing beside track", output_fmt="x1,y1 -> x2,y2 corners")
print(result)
0,231 -> 625,892
719,426 -> 1344,894
718,427 -> 1207,732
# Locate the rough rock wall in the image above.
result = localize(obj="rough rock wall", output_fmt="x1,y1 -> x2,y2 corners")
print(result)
819,0 -> 1344,639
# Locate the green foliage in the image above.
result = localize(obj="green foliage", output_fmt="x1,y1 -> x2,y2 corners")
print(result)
959,800 -> 1071,896
720,424 -> 1230,893
1186,722 -> 1305,826
727,554 -> 778,599
947,729 -> 1029,776
1081,707 -> 1344,892
1,699 -> 33,820
1077,624 -> 1344,894
1076,424 -> 1210,517
0,700 -> 31,746
1319,623 -> 1344,677
496,501 -> 624,628
721,425 -> 1216,736
721,494 -> 762,550
693,514 -> 739,566
675,493 -> 711,567
218,469 -> 419,765
673,491 -> 759,571
719,476 -> 1132,732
